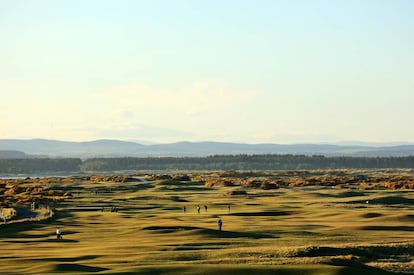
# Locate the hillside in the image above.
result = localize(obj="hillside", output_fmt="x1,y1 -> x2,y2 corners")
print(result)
0,139 -> 414,158
0,150 -> 28,159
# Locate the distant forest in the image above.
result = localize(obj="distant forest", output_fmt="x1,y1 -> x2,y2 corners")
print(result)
1,155 -> 414,174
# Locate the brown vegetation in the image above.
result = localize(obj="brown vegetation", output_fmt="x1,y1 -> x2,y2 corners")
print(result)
192,170 -> 414,190
0,178 -> 71,207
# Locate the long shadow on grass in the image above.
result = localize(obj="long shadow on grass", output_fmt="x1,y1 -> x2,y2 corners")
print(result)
142,226 -> 275,239
350,196 -> 414,205
337,191 -> 367,198
109,264 -> 400,275
52,263 -> 108,273
170,195 -> 188,202
5,228 -> 80,240
5,238 -> 79,243
229,210 -> 298,216
295,245 -> 414,275
34,255 -> 100,262
361,212 -> 383,218
399,214 -> 414,222
166,241 -> 236,251
359,225 -> 414,231
0,210 -> 75,238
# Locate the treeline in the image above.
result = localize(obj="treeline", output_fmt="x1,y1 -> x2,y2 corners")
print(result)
1,155 -> 414,173
81,155 -> 414,171
0,158 -> 82,173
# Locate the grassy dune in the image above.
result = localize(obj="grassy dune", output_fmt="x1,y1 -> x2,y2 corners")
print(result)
1,171 -> 414,274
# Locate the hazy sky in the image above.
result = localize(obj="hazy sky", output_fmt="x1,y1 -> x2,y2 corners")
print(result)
1,0 -> 413,144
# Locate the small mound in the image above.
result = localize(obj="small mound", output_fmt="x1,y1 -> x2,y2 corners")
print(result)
225,190 -> 247,196
368,196 -> 414,205
37,255 -> 99,262
167,242 -> 234,251
337,191 -> 366,197
295,246 -> 364,257
158,180 -> 185,186
324,258 -> 392,274
142,226 -> 275,239
311,192 -> 337,198
349,196 -> 414,205
170,196 -> 188,202
200,230 -> 274,239
143,226 -> 200,233
133,183 -> 154,190
399,214 -> 414,222
361,212 -> 382,218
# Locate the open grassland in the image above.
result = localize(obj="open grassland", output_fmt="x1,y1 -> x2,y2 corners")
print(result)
1,170 -> 414,274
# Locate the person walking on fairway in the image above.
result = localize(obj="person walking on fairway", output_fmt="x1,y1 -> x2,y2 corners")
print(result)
56,228 -> 62,239
197,205 -> 201,214
217,218 -> 223,231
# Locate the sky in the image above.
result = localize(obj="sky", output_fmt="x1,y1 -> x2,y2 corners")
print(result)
1,0 -> 414,144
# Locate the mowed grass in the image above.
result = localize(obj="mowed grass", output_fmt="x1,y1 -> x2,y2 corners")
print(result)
1,176 -> 414,274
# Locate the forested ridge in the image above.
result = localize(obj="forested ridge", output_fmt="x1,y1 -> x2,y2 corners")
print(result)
1,155 -> 414,173
0,158 -> 82,173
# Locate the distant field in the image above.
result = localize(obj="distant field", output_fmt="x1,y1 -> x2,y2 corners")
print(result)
1,170 -> 414,274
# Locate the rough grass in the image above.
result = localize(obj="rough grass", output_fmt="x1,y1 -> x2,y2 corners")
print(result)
1,207 -> 16,220
1,170 -> 414,274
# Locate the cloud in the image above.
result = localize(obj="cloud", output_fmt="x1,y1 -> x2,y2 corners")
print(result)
80,123 -> 194,143
94,81 -> 257,117
85,81 -> 262,142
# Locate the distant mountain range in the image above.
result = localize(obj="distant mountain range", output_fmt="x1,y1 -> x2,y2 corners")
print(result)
0,139 -> 414,158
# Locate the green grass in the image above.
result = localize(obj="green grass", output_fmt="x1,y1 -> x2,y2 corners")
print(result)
1,173 -> 414,274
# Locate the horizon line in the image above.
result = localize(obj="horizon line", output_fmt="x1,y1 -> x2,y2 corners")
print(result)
1,138 -> 414,147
